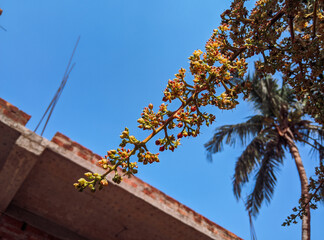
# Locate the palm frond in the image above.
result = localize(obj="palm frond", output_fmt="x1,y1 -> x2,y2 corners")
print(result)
279,82 -> 296,106
306,125 -> 324,143
232,130 -> 269,199
297,124 -> 324,161
245,135 -> 284,217
205,115 -> 266,161
248,74 -> 280,116
247,73 -> 297,123
206,69 -> 323,225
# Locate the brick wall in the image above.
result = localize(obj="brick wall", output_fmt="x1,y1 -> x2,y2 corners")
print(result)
0,214 -> 60,240
0,97 -> 241,240
51,132 -> 102,165
50,132 -> 242,240
0,98 -> 31,126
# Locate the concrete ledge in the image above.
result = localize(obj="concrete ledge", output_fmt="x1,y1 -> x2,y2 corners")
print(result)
0,98 -> 242,240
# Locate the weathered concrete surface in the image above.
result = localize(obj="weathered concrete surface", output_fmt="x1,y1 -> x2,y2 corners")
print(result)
0,143 -> 39,212
0,98 -> 243,240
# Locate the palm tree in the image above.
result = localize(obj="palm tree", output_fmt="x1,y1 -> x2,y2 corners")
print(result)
205,73 -> 323,240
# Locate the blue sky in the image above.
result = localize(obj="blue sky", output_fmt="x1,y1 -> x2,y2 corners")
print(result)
1,1 -> 323,239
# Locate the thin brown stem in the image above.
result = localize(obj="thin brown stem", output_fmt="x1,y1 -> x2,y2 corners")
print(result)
305,179 -> 324,208
266,7 -> 286,29
288,16 -> 295,44
313,0 -> 318,39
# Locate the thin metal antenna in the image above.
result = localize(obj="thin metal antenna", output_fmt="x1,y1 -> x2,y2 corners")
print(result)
0,25 -> 7,31
40,63 -> 76,136
0,8 -> 6,31
34,36 -> 80,136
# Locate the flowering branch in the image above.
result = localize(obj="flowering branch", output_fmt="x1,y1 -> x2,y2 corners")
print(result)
74,0 -> 324,192
282,164 -> 324,226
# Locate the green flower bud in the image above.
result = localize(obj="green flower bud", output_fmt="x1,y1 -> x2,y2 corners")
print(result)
84,172 -> 92,177
78,178 -> 87,185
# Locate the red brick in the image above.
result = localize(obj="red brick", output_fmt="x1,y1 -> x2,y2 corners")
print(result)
129,182 -> 137,188
77,151 -> 88,160
142,188 -> 156,199
0,230 -> 22,240
177,208 -> 188,217
123,178 -> 138,188
0,215 -> 60,240
25,225 -> 47,238
54,132 -> 70,141
1,224 -> 24,236
51,132 -> 104,165
90,158 -> 97,164
194,215 -> 202,224
51,138 -> 64,147
0,215 -> 23,229
62,144 -> 73,151
0,98 -> 31,125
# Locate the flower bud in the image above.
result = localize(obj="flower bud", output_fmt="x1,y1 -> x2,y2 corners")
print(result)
122,130 -> 128,136
78,178 -> 86,185
100,179 -> 109,186
137,118 -> 145,124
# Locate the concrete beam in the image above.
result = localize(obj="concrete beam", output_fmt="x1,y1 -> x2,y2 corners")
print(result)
0,134 -> 44,212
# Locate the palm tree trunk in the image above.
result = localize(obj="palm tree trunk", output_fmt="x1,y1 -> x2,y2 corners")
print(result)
285,131 -> 310,240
